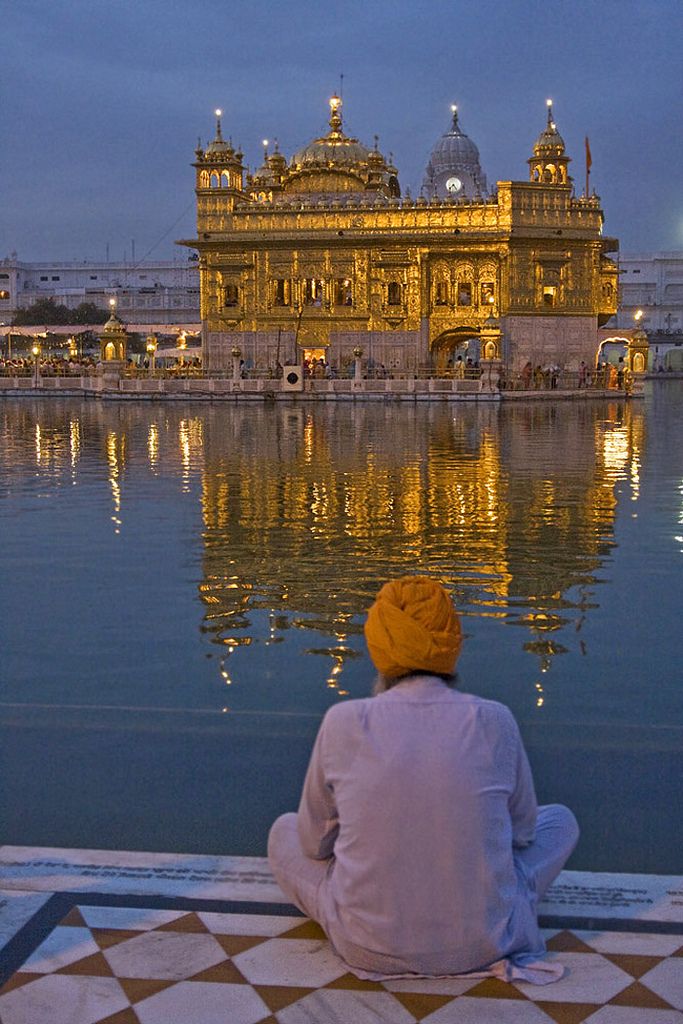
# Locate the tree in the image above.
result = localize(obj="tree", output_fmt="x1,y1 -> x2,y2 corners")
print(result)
12,298 -> 109,326
13,297 -> 71,325
72,302 -> 109,325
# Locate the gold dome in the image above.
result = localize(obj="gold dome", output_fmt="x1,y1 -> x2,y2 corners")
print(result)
291,96 -> 373,169
286,96 -> 399,197
205,110 -> 234,157
533,101 -> 566,156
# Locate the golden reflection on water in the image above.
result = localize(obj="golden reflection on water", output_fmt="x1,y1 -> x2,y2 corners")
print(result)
147,422 -> 159,471
69,419 -> 81,477
196,402 -> 645,700
106,431 -> 124,535
0,399 -> 647,706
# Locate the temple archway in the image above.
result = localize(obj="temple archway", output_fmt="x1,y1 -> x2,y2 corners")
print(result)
431,327 -> 481,374
597,336 -> 629,366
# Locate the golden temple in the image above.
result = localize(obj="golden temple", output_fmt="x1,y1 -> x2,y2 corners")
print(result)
181,97 -> 619,376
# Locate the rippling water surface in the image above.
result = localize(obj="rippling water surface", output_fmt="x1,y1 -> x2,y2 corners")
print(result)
1,387 -> 681,870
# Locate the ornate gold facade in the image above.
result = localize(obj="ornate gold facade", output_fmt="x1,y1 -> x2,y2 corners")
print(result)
181,100 -> 618,374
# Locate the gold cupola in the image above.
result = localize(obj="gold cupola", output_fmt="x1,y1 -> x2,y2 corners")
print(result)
528,99 -> 572,186
194,109 -> 246,202
285,96 -> 400,197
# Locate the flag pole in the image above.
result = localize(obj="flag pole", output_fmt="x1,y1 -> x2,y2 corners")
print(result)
585,136 -> 592,197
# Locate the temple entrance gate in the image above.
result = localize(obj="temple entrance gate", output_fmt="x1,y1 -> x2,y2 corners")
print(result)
598,331 -> 650,376
431,327 -> 481,375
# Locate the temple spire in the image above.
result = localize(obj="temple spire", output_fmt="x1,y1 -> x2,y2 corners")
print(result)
546,98 -> 553,128
451,103 -> 460,131
214,108 -> 224,141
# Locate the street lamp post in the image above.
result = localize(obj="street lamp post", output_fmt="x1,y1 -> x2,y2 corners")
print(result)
31,343 -> 40,388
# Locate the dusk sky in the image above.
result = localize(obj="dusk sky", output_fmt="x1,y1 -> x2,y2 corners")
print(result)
4,0 -> 682,263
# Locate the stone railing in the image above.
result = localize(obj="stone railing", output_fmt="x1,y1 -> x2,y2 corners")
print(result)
0,368 -> 642,399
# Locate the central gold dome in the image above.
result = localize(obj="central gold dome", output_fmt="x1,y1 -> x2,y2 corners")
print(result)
292,96 -> 373,169
282,96 -> 399,197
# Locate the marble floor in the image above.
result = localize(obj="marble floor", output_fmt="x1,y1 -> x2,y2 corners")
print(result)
1,898 -> 682,1024
1,849 -> 682,1023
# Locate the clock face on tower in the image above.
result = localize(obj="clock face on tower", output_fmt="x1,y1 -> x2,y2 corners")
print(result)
446,176 -> 462,193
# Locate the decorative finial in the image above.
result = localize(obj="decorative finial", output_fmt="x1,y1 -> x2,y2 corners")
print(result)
374,134 -> 380,150
451,103 -> 459,130
262,138 -> 269,159
329,94 -> 342,133
546,98 -> 553,127
214,108 -> 223,140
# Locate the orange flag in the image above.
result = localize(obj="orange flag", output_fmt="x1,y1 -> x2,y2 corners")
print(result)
585,136 -> 592,171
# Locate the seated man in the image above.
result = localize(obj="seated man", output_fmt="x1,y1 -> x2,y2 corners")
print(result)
268,576 -> 578,979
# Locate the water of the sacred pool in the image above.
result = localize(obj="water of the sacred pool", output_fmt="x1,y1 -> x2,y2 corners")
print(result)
0,385 -> 681,872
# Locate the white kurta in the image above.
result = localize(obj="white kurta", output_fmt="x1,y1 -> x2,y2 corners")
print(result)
296,676 -> 546,976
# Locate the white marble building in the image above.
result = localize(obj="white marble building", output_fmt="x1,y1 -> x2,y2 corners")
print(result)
0,254 -> 200,326
611,251 -> 683,369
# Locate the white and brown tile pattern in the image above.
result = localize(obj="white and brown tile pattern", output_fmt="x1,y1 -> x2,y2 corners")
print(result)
1,904 -> 681,1023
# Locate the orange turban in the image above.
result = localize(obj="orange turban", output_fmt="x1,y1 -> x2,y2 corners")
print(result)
364,576 -> 462,679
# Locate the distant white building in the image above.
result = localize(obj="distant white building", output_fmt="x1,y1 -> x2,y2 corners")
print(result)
0,254 -> 200,326
611,251 -> 683,369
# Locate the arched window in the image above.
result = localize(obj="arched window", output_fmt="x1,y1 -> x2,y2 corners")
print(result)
387,281 -> 402,306
334,279 -> 353,306
210,171 -> 220,189
434,281 -> 449,306
223,284 -> 239,307
199,170 -> 210,188
457,281 -> 472,306
480,282 -> 495,307
221,170 -> 230,188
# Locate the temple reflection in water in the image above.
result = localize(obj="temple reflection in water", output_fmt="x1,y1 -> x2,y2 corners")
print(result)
0,398 -> 645,706
194,401 -> 644,699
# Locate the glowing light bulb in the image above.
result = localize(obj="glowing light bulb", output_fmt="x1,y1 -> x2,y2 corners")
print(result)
215,108 -> 222,117
451,103 -> 457,113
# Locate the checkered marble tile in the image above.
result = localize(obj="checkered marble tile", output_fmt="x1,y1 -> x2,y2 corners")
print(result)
1,907 -> 681,1023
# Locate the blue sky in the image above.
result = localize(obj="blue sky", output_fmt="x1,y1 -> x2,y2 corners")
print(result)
3,0 -> 682,261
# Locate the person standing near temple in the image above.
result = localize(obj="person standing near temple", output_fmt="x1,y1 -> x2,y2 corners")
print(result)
269,577 -> 579,981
